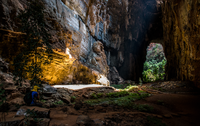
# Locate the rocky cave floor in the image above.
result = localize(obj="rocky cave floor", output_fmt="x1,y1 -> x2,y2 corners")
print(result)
1,76 -> 200,126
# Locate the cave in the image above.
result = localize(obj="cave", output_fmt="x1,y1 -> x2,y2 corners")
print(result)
0,0 -> 200,125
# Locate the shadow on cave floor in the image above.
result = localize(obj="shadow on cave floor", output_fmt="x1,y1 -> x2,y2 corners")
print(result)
52,81 -> 200,126
1,81 -> 200,126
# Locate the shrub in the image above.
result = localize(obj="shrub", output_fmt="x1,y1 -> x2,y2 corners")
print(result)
143,43 -> 167,82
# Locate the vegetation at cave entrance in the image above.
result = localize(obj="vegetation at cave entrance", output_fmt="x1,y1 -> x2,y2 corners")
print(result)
84,90 -> 151,111
142,43 -> 167,82
13,0 -> 53,87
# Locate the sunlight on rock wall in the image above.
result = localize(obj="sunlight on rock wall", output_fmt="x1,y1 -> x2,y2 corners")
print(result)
0,29 -> 109,85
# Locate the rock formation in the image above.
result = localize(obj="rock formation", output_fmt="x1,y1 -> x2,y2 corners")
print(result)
161,0 -> 200,87
87,41 -> 109,76
0,0 -> 200,87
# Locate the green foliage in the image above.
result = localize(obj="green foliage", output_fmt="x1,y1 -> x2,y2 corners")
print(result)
143,59 -> 167,82
91,93 -> 98,99
111,84 -> 134,89
134,104 -> 153,112
13,0 -> 53,87
143,43 -> 167,82
111,84 -> 125,89
147,116 -> 166,126
124,85 -> 139,91
106,91 -> 129,98
40,99 -> 46,103
71,96 -> 76,102
84,91 -> 150,107
24,109 -> 43,126
53,100 -> 64,105
91,93 -> 105,99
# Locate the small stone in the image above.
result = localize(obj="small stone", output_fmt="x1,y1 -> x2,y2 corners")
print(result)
93,119 -> 104,126
61,94 -> 71,104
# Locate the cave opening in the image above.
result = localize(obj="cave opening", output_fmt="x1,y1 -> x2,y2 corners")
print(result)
142,43 -> 167,83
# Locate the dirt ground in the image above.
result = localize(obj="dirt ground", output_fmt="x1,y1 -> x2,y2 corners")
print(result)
1,81 -> 200,126
49,81 -> 200,126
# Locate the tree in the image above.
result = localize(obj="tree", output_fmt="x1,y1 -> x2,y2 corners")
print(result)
13,0 -> 53,87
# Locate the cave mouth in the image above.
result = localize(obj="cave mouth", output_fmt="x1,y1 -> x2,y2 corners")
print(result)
142,43 -> 167,82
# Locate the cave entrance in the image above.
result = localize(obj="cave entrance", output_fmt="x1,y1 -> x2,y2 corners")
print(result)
142,43 -> 167,82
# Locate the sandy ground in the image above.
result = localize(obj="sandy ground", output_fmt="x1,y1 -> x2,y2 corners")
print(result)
52,84 -> 105,90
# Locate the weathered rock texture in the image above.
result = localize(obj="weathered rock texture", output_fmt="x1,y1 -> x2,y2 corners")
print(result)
1,0 -> 200,87
0,0 -> 112,85
161,0 -> 200,87
114,0 -> 163,81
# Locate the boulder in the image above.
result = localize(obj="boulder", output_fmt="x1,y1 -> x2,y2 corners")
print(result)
51,92 -> 62,100
43,84 -> 57,94
60,94 -> 71,104
16,106 -> 50,118
57,88 -> 70,95
0,57 -> 9,72
21,118 -> 50,126
0,116 -> 24,126
8,97 -> 25,105
108,67 -> 124,84
6,92 -> 24,100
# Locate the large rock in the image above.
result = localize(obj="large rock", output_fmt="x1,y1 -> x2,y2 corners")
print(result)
43,84 -> 57,94
0,112 -> 24,126
87,41 -> 109,76
57,88 -> 71,103
8,97 -> 25,105
108,67 -> 124,84
60,94 -> 71,104
0,57 -> 9,72
16,106 -> 50,118
23,118 -> 50,126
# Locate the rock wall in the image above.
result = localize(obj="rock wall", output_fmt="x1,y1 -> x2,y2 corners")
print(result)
0,0 -> 111,85
3,0 -> 200,87
0,0 -> 164,84
161,0 -> 200,87
115,0 -> 163,81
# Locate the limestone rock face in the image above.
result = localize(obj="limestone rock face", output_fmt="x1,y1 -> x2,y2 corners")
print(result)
0,0 -> 25,30
108,67 -> 124,84
115,0 -> 163,81
0,0 -> 112,85
161,0 -> 200,87
87,41 -> 109,76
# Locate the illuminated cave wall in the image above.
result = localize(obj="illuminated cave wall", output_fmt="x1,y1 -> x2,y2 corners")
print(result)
0,29 -> 99,85
2,0 -> 199,86
0,0 -> 163,84
161,0 -> 200,87
0,0 -> 112,85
